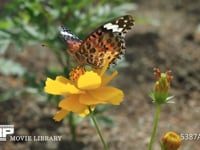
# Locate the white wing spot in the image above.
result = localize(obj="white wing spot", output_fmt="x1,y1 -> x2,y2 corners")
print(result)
60,30 -> 74,38
104,23 -> 123,32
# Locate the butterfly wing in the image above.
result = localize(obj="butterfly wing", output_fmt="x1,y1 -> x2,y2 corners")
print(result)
76,15 -> 134,68
59,26 -> 83,57
59,26 -> 81,42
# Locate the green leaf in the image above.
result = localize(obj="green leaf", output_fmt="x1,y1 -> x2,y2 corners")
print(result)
96,115 -> 115,127
0,58 -> 26,76
113,3 -> 138,13
0,39 -> 10,54
0,30 -> 11,54
0,20 -> 13,29
0,90 -> 21,101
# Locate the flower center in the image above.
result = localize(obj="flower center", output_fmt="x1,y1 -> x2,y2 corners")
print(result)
69,66 -> 86,82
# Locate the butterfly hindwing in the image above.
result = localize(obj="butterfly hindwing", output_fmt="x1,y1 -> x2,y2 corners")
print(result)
59,26 -> 81,42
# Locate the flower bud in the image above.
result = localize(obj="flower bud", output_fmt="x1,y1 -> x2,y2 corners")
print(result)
161,131 -> 181,150
150,68 -> 173,104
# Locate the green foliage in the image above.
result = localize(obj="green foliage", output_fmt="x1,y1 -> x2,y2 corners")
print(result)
0,31 -> 11,54
0,88 -> 38,101
93,105 -> 115,127
0,90 -> 22,102
0,0 -> 135,52
0,58 -> 26,76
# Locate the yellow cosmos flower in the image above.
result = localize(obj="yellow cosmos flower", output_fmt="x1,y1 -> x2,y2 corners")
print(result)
44,62 -> 124,121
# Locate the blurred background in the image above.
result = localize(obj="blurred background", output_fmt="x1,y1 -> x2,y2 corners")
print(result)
0,0 -> 200,149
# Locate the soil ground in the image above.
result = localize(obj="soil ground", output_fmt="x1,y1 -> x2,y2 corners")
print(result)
0,0 -> 200,149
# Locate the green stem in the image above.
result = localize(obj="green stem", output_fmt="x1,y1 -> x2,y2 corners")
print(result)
88,106 -> 108,150
148,104 -> 161,150
69,112 -> 76,142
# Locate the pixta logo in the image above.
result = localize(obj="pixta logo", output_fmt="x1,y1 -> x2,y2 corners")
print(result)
0,125 -> 14,141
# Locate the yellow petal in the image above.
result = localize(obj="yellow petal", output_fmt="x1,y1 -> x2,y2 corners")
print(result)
78,105 -> 95,117
87,86 -> 124,105
56,76 -> 70,84
100,58 -> 109,76
102,70 -> 118,85
44,77 -> 83,95
59,95 -> 88,113
79,92 -> 107,105
78,108 -> 90,117
53,109 -> 69,121
77,71 -> 101,90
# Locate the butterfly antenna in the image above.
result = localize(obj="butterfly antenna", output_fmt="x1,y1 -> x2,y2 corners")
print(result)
41,43 -> 56,49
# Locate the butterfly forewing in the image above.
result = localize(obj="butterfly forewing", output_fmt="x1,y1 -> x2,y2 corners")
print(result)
103,15 -> 134,34
79,15 -> 134,68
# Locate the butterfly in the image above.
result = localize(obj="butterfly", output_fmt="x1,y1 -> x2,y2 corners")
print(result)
59,15 -> 134,68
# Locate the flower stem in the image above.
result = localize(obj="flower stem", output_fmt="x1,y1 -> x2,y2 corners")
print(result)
69,112 -> 76,142
88,106 -> 108,150
148,104 -> 161,150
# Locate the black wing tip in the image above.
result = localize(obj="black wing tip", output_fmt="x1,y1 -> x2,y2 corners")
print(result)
59,26 -> 72,33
